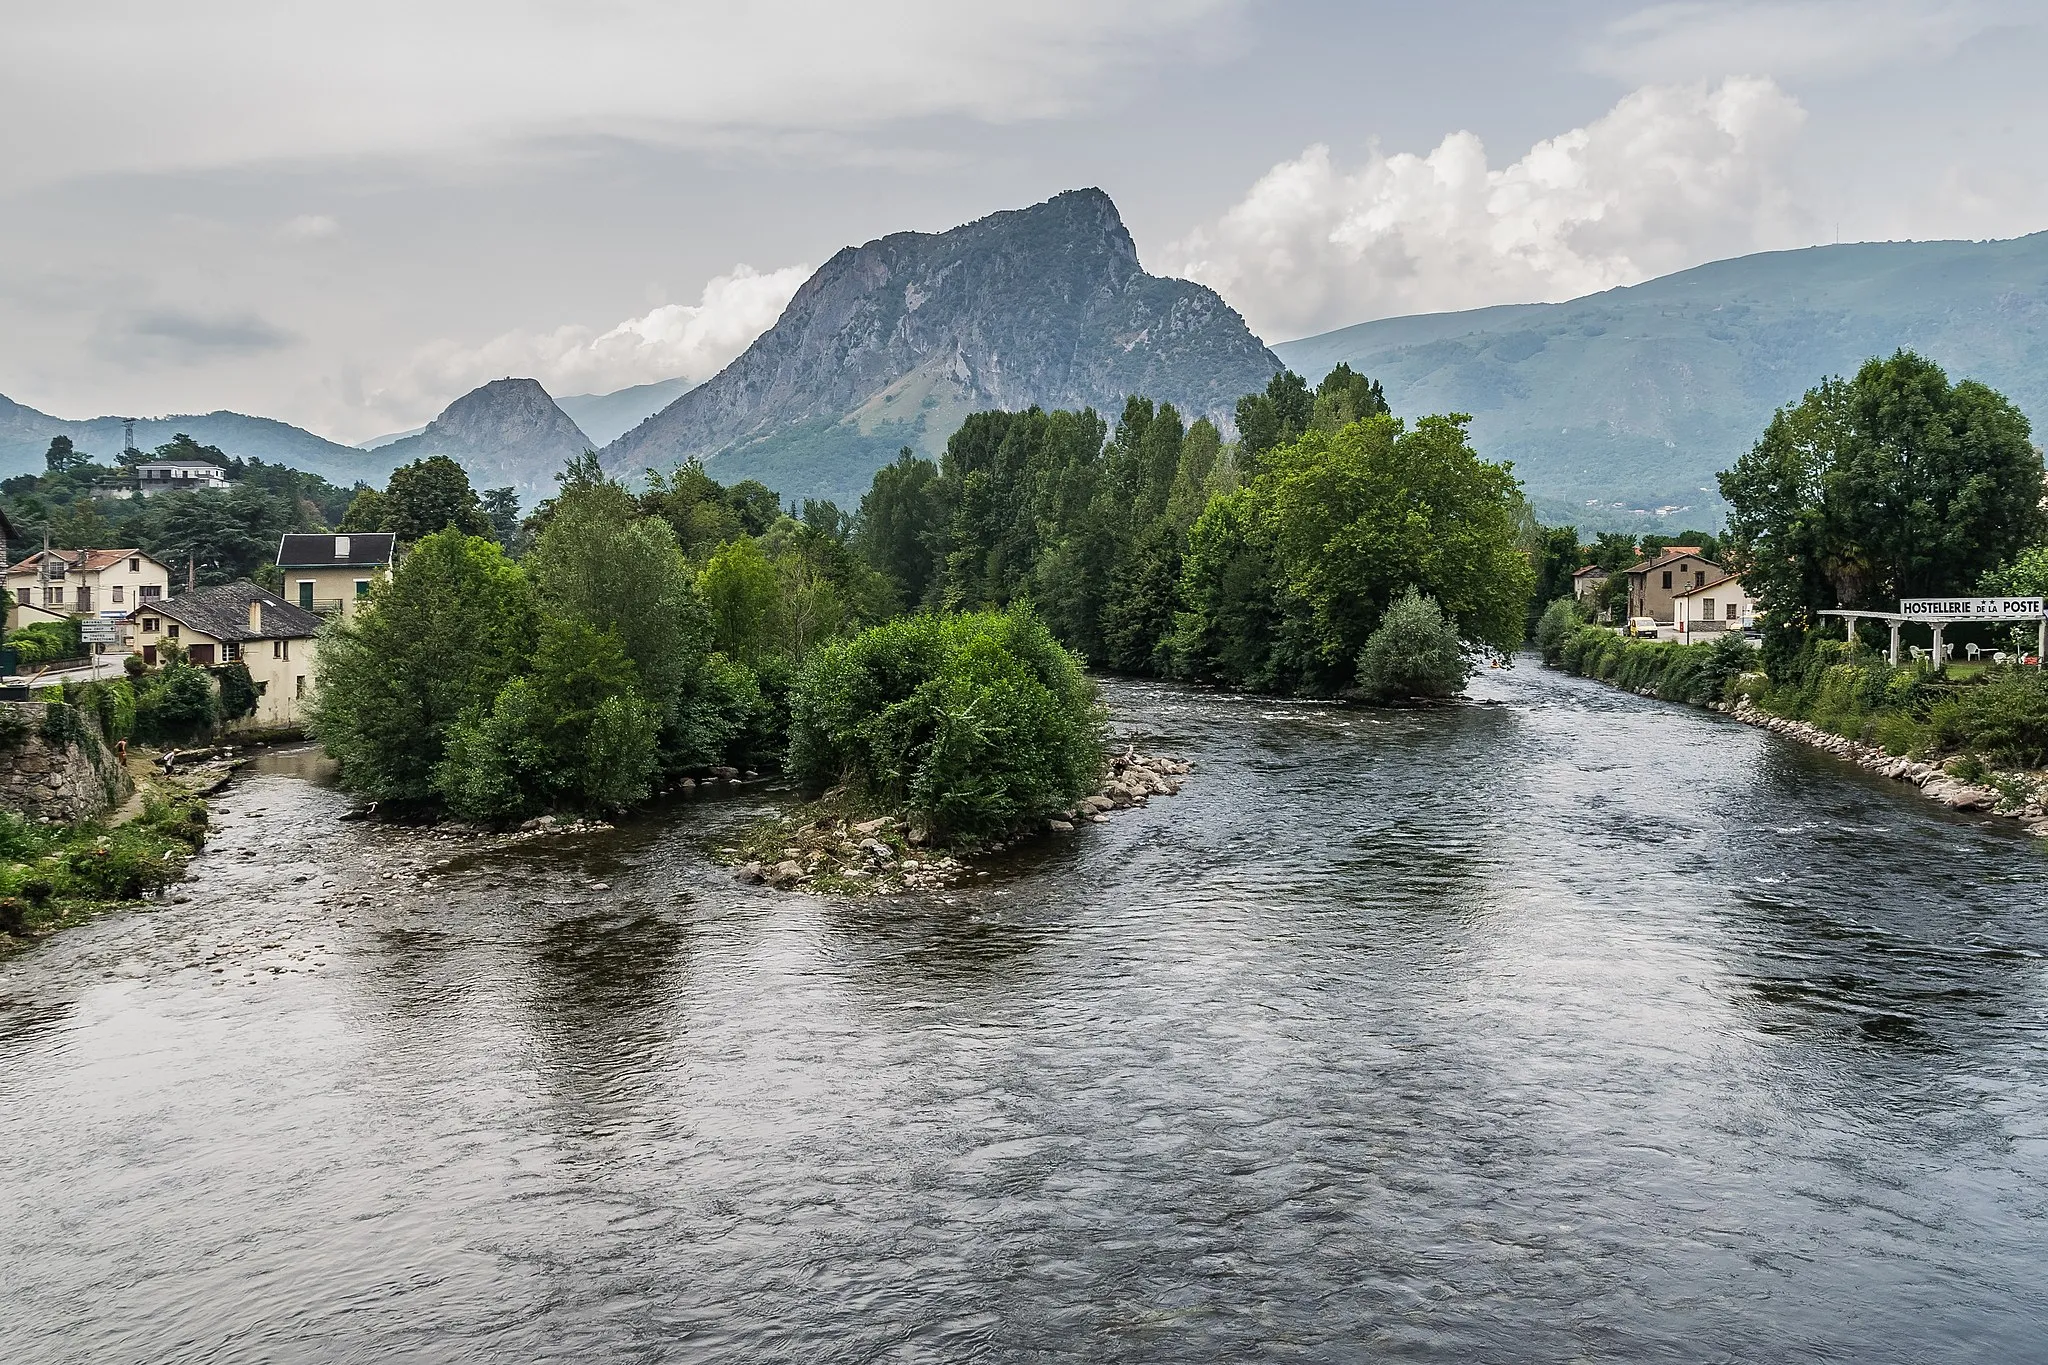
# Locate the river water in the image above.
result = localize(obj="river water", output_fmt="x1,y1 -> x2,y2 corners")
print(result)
3,665 -> 2046,1363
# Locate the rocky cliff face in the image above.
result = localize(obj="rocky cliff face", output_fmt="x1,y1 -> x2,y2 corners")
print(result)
377,377 -> 593,499
602,189 -> 1282,501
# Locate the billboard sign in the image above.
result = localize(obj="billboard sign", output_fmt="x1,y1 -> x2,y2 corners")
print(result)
1898,597 -> 2045,619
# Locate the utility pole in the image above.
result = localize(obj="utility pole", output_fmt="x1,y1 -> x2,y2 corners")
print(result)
187,550 -> 196,594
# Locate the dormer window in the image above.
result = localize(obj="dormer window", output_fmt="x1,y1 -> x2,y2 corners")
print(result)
335,535 -> 350,559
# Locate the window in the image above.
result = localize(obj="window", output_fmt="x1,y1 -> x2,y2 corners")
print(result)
273,639 -> 289,660
335,535 -> 350,558
43,586 -> 63,605
297,580 -> 314,609
167,623 -> 179,640
14,588 -> 26,607
1702,598 -> 1715,621
139,585 -> 161,601
295,675 -> 306,698
142,617 -> 160,633
129,557 -> 140,572
1661,571 -> 1672,589
1727,603 -> 1740,621
1694,571 -> 1706,589
354,579 -> 370,599
111,585 -> 124,604
222,642 -> 239,662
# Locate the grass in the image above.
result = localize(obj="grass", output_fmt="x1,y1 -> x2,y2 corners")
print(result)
0,774 -> 212,957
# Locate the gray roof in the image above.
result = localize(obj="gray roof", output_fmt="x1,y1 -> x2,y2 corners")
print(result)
277,532 -> 396,568
134,580 -> 320,642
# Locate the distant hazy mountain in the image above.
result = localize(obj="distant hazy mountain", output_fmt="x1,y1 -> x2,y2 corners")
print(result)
558,377 -> 695,448
0,393 -> 394,486
603,188 -> 1282,504
374,377 -> 593,499
357,424 -> 425,451
1274,232 -> 2048,530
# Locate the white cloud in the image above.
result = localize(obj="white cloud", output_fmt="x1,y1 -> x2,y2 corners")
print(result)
2,0 -> 1242,181
1173,77 -> 1809,340
279,214 -> 340,241
1585,0 -> 2021,82
372,263 -> 809,422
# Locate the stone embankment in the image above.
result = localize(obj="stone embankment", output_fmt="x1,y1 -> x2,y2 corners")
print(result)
1724,698 -> 2048,838
733,748 -> 1194,896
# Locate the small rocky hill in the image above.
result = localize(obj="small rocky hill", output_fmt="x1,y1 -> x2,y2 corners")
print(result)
375,377 -> 594,499
602,188 -> 1283,504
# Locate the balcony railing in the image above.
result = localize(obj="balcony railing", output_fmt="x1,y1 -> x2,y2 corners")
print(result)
303,598 -> 346,617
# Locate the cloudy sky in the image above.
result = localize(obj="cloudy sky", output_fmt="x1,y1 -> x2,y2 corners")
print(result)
3,0 -> 2045,441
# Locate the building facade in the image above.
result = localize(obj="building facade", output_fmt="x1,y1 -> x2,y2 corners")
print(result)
133,459 -> 229,496
275,533 -> 397,620
5,548 -> 173,625
1624,548 -> 1719,626
1669,573 -> 1758,640
128,581 -> 321,728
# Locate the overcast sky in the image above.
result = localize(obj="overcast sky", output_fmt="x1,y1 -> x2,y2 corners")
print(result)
3,0 -> 2045,442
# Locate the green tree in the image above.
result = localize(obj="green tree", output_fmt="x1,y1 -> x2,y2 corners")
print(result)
698,536 -> 783,665
523,475 -> 708,748
134,483 -> 293,586
1174,414 -> 1532,692
1311,363 -> 1390,433
1234,370 -> 1313,471
384,456 -> 490,542
855,448 -> 943,606
434,616 -> 659,820
43,436 -> 89,475
786,608 -> 1103,843
480,487 -> 523,546
1354,588 -> 1473,701
337,486 -> 390,532
308,529 -> 539,809
1720,351 -> 2045,665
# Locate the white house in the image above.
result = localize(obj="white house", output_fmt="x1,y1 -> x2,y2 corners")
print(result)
133,458 -> 229,496
1669,572 -> 1758,641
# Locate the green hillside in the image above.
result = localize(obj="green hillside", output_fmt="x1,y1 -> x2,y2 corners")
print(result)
1273,233 -> 2048,530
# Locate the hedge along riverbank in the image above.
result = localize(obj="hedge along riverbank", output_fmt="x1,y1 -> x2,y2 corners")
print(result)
1533,603 -> 2048,834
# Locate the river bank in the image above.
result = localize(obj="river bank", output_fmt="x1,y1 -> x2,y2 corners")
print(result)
1720,697 -> 2048,838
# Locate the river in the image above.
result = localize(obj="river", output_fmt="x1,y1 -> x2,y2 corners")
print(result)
3,665 -> 2046,1362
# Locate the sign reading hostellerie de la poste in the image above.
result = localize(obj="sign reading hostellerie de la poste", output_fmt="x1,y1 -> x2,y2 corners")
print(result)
1898,597 -> 2047,619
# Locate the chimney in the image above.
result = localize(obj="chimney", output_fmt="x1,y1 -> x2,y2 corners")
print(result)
249,598 -> 262,635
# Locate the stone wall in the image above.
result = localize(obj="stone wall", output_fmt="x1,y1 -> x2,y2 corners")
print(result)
0,701 -> 132,822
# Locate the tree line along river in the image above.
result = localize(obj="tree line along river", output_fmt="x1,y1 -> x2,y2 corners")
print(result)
2,665 -> 2045,1363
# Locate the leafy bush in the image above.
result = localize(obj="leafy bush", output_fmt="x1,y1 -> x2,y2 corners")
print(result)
1533,597 -> 1583,666
217,663 -> 260,721
1932,668 -> 2048,769
787,608 -> 1103,842
134,664 -> 219,742
6,620 -> 82,667
1354,588 -> 1472,701
433,616 -> 661,822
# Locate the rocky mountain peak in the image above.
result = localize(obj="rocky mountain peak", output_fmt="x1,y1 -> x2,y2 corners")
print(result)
378,377 -> 592,499
602,188 -> 1278,503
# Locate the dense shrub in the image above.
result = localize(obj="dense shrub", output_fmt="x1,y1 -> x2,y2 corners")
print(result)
1930,669 -> 2048,769
135,664 -> 220,742
217,663 -> 260,721
1533,597 -> 1582,666
786,608 -> 1103,842
5,619 -> 83,668
1551,625 -> 1755,706
1353,588 -> 1472,701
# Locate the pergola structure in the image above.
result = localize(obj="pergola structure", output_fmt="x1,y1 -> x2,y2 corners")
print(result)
1820,598 -> 2048,667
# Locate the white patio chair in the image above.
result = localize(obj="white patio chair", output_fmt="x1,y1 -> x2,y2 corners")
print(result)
1965,642 -> 1982,661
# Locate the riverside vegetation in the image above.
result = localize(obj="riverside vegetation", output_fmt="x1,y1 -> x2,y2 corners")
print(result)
306,366 -> 1535,878
1530,351 -> 2048,828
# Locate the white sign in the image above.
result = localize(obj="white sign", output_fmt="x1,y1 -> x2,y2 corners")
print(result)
1898,596 -> 2045,619
78,621 -> 120,643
